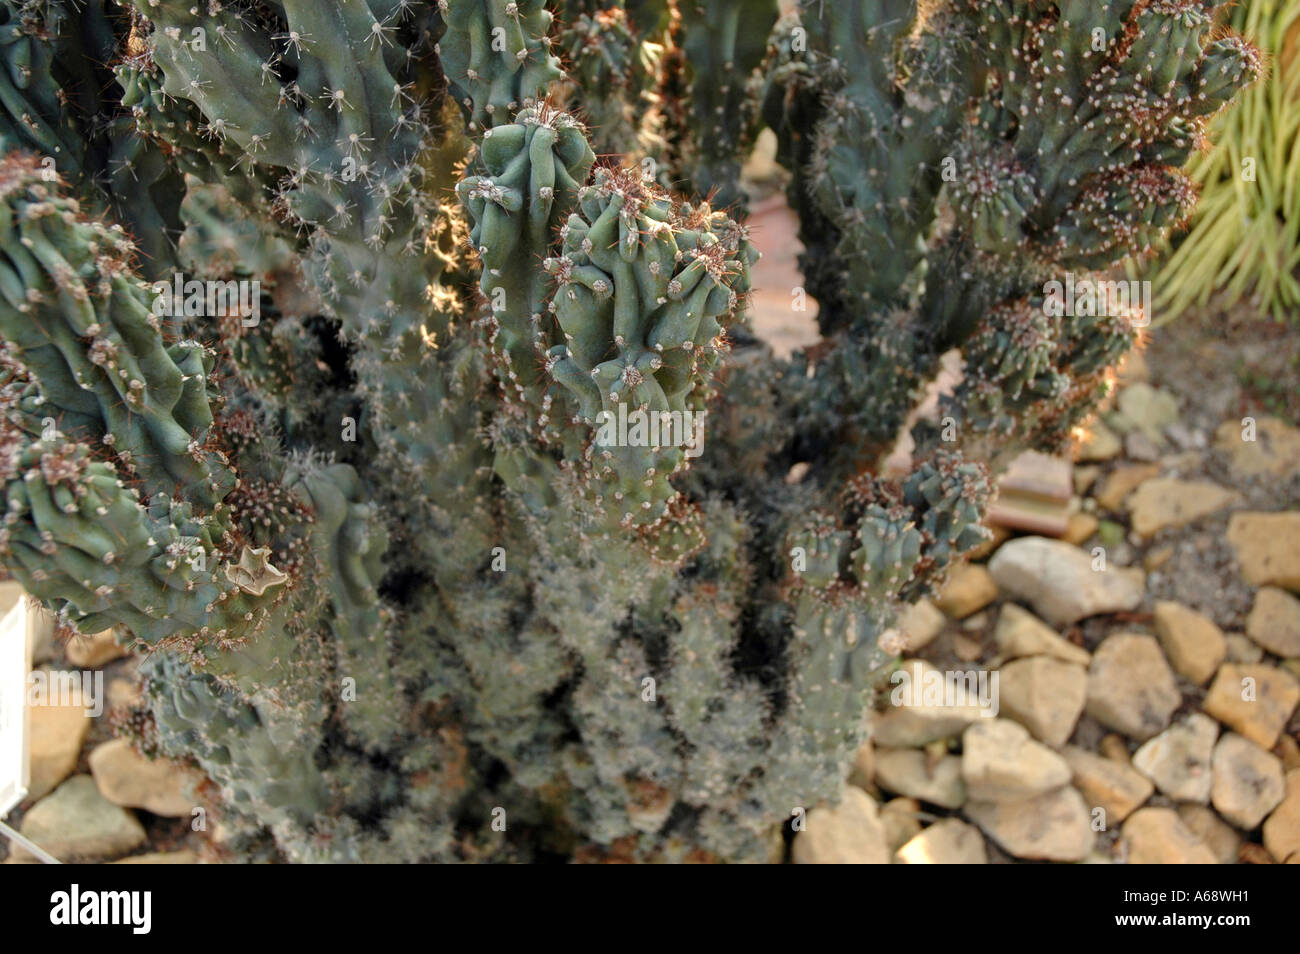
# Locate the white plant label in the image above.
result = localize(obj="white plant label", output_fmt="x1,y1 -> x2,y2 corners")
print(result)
0,592 -> 31,817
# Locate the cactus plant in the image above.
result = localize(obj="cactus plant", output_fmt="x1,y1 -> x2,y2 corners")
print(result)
0,0 -> 1258,862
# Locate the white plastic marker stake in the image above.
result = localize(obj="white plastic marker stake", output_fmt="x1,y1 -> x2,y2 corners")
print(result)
0,585 -> 60,863
0,584 -> 30,817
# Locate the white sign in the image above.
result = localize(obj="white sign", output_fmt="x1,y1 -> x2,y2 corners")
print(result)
0,582 -> 32,817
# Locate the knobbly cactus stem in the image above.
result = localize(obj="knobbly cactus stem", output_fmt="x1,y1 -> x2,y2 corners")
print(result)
438,0 -> 565,132
0,0 -> 1259,862
671,0 -> 778,209
459,117 -> 757,528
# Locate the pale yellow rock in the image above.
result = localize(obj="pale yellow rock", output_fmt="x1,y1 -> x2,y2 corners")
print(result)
873,748 -> 966,809
998,655 -> 1088,747
1115,384 -> 1178,443
1075,466 -> 1101,496
1246,587 -> 1300,657
27,679 -> 93,802
1062,745 -> 1153,824
1125,430 -> 1161,462
1225,633 -> 1265,665
1121,808 -> 1217,864
10,776 -> 146,862
872,704 -> 983,749
966,524 -> 1011,562
964,787 -> 1093,862
1119,566 -> 1147,594
1144,545 -> 1174,572
89,738 -> 200,818
1099,734 -> 1132,765
1063,512 -> 1099,546
895,818 -> 987,864
1153,601 -> 1226,685
961,719 -> 1070,802
1277,734 -> 1300,772
1126,479 -> 1243,539
1177,805 -> 1241,864
1263,769 -> 1300,863
988,537 -> 1143,626
951,633 -> 982,662
873,659 -> 992,747
1077,420 -> 1121,463
1215,417 -> 1300,480
1227,512 -> 1300,590
792,787 -> 890,864
1210,733 -> 1285,830
934,564 -> 999,619
1085,633 -> 1182,741
107,673 -> 142,711
1202,664 -> 1300,750
896,598 -> 946,651
63,628 -> 129,668
1095,463 -> 1160,512
113,851 -> 199,864
1131,714 -> 1217,803
994,602 -> 1090,666
879,798 -> 924,853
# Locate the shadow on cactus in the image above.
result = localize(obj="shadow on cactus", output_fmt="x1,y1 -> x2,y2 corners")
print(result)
0,0 -> 1258,862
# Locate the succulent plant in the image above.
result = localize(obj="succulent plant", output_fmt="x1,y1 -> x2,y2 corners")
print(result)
0,0 -> 1258,862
